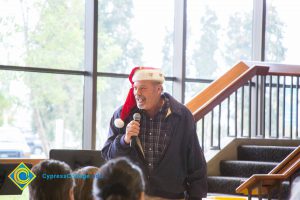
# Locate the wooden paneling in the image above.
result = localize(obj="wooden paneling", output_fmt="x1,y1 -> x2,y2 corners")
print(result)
0,158 -> 45,166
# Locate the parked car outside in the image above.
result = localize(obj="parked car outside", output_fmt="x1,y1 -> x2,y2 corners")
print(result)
24,133 -> 44,155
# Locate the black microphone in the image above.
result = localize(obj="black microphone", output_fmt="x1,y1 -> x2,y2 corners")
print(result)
130,113 -> 145,157
130,113 -> 141,147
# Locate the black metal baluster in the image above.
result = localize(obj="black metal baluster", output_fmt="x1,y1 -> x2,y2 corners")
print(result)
290,76 -> 293,139
227,96 -> 230,137
256,76 -> 259,136
235,91 -> 238,137
262,75 -> 266,138
276,76 -> 280,138
210,110 -> 214,149
241,85 -> 245,137
296,77 -> 299,138
283,76 -> 286,138
218,104 -> 221,150
249,80 -> 252,138
269,76 -> 272,138
201,117 -> 205,149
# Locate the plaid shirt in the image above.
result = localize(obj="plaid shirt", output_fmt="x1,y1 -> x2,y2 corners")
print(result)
139,95 -> 171,171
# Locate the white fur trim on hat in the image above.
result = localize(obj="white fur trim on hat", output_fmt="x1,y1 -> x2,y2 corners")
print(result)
114,118 -> 125,128
132,69 -> 165,83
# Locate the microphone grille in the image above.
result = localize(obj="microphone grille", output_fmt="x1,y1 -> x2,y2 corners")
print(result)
133,113 -> 141,122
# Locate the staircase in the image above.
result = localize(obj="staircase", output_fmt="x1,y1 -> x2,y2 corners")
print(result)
208,145 -> 297,199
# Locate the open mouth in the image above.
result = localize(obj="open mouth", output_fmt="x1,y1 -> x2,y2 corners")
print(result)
136,96 -> 146,105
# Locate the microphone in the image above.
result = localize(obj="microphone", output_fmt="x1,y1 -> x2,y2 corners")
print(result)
133,112 -> 141,122
130,113 -> 144,157
130,113 -> 141,147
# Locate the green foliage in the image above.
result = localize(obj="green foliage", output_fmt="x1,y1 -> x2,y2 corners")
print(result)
26,0 -> 84,69
265,5 -> 286,62
161,28 -> 173,76
19,0 -> 85,149
223,11 -> 252,66
192,6 -> 220,78
98,0 -> 143,73
0,16 -> 19,64
0,72 -> 24,126
223,5 -> 285,66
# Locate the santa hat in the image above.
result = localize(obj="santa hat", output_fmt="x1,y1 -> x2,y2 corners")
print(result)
114,67 -> 165,128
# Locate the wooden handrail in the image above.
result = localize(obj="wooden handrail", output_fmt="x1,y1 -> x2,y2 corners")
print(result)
186,61 -> 249,115
245,61 -> 300,76
185,62 -> 269,121
236,145 -> 300,196
270,146 -> 300,174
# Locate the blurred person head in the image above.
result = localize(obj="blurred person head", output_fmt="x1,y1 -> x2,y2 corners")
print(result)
29,159 -> 75,200
290,176 -> 300,200
93,157 -> 145,200
73,166 -> 99,200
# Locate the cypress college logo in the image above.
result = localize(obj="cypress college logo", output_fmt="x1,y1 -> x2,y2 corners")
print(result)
8,162 -> 36,190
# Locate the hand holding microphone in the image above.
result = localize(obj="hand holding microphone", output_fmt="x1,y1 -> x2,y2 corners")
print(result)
124,113 -> 141,145
124,113 -> 145,157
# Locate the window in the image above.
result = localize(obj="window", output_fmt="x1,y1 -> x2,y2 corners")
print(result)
185,82 -> 209,102
0,0 -> 85,159
0,71 -> 83,158
186,0 -> 253,79
265,0 -> 300,63
97,0 -> 174,76
0,0 -> 84,70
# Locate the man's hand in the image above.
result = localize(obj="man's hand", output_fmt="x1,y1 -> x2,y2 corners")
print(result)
124,120 -> 140,144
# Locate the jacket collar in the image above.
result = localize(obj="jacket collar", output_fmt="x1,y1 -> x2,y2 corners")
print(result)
162,92 -> 183,116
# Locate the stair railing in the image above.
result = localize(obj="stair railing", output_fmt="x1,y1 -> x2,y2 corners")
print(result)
185,61 -> 300,152
235,145 -> 300,200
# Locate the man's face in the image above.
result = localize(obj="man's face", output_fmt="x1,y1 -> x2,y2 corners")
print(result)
133,80 -> 162,111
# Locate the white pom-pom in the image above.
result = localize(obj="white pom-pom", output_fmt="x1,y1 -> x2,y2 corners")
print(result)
114,118 -> 125,128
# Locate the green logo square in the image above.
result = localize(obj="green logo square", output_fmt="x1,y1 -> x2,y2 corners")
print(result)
8,162 -> 36,190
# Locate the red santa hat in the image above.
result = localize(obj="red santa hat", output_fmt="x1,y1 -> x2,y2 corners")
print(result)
114,67 -> 165,128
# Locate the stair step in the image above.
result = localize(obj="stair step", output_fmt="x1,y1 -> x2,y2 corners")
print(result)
220,160 -> 278,177
237,145 -> 296,162
208,176 -> 247,194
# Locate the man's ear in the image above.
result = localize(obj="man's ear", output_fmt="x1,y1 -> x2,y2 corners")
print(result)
157,84 -> 163,93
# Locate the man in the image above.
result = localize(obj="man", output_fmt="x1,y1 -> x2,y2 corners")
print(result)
29,159 -> 75,200
101,67 -> 207,200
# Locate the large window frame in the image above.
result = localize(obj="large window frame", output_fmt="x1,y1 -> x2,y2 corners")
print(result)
0,0 -> 268,150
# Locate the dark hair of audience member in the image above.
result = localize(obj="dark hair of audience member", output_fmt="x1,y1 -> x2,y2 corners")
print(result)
93,157 -> 145,200
73,166 -> 99,200
29,159 -> 75,200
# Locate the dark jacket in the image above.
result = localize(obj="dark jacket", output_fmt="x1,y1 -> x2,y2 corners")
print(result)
101,93 -> 207,199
